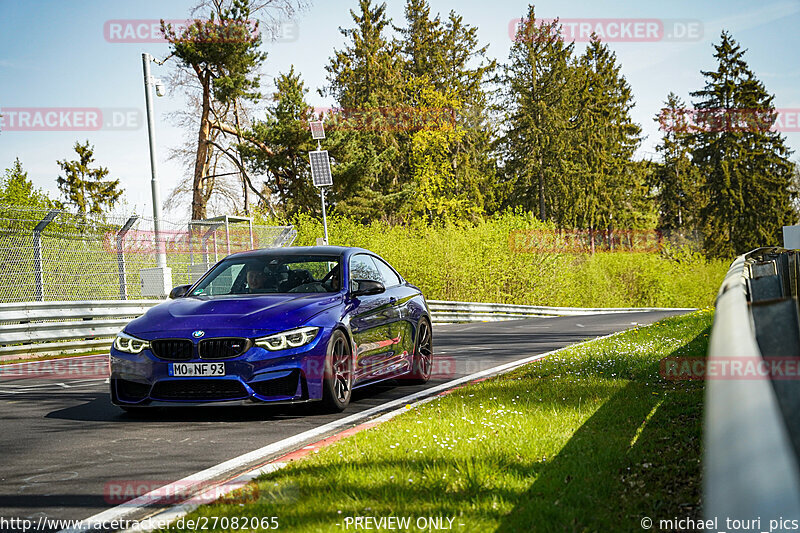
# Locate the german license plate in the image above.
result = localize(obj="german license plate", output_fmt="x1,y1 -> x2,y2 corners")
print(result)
169,362 -> 225,377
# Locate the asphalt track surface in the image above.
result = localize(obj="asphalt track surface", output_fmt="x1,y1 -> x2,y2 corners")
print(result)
0,311 -> 687,531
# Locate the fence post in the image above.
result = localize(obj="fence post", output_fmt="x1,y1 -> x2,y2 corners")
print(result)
32,209 -> 61,302
116,215 -> 139,300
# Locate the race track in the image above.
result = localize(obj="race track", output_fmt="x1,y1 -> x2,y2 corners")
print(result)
0,311 -> 686,531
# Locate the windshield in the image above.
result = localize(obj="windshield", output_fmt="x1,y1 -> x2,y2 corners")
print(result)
190,254 -> 341,296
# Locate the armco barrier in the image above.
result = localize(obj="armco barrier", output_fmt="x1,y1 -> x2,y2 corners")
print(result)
426,300 -> 694,323
0,300 -> 158,358
705,248 -> 800,524
0,299 -> 694,359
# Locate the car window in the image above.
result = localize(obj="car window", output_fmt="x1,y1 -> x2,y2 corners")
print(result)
202,263 -> 245,296
350,254 -> 382,282
191,255 -> 340,295
372,256 -> 401,287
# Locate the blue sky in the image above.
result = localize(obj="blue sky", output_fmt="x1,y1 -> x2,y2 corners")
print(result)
1,0 -> 798,219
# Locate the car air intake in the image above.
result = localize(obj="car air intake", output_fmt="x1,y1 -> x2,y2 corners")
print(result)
199,338 -> 251,359
249,370 -> 301,398
150,379 -> 248,401
116,379 -> 151,402
150,339 -> 194,360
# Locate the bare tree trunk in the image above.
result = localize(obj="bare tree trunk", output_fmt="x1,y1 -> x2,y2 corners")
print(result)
233,100 -> 249,215
191,69 -> 211,220
538,168 -> 545,221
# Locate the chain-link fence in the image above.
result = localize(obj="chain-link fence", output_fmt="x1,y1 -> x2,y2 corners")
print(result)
0,206 -> 296,303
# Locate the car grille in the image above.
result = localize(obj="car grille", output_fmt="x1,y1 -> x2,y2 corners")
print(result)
115,379 -> 151,402
199,338 -> 251,360
150,379 -> 248,401
249,370 -> 301,398
151,339 -> 193,361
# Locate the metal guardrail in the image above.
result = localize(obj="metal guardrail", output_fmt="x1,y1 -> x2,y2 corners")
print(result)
0,300 -> 158,358
427,300 -> 694,323
705,248 -> 800,524
0,298 -> 695,360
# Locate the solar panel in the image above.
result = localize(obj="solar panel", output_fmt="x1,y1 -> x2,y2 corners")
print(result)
309,120 -> 325,140
309,150 -> 333,187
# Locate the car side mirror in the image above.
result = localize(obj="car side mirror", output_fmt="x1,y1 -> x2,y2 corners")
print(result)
169,284 -> 191,299
350,279 -> 385,297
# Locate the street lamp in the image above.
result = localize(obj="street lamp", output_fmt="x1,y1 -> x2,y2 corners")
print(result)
141,52 -> 171,296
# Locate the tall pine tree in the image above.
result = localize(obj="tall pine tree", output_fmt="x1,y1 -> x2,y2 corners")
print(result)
239,67 -> 318,217
56,141 -> 123,216
652,93 -> 703,235
322,0 -> 406,220
500,8 -> 576,221
691,31 -> 795,257
571,37 -> 649,242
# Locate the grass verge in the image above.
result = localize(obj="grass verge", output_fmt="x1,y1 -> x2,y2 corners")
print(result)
159,310 -> 712,532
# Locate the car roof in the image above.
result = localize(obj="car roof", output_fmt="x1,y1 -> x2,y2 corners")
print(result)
228,245 -> 371,260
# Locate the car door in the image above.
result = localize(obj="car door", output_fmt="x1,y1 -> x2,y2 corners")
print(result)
370,255 -> 414,376
348,254 -> 395,383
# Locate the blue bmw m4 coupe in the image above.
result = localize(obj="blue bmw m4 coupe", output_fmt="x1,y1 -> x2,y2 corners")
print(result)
110,246 -> 433,412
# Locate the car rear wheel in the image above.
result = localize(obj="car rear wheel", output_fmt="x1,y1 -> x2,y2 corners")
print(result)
320,330 -> 353,412
406,318 -> 433,384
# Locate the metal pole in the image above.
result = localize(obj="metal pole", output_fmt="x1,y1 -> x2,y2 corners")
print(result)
224,215 -> 231,255
116,216 -> 139,300
32,209 -> 60,302
142,52 -> 167,270
320,187 -> 329,245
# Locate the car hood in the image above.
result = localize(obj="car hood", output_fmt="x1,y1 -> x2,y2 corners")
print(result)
125,293 -> 343,338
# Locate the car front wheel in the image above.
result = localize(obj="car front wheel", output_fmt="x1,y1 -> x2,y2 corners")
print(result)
320,330 -> 353,412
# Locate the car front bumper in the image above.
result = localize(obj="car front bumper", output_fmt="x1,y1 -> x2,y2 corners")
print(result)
109,331 -> 331,406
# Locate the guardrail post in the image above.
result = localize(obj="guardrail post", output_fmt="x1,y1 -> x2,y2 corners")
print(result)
116,216 -> 139,300
201,224 -> 222,264
32,209 -> 61,302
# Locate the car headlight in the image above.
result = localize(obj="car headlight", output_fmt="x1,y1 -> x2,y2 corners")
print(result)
254,327 -> 319,351
113,331 -> 150,354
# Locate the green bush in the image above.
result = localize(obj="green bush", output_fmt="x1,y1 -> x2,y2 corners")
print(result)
287,212 -> 728,308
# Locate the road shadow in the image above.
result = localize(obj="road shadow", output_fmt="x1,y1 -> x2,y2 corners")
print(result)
493,333 -> 706,531
38,380 -> 424,423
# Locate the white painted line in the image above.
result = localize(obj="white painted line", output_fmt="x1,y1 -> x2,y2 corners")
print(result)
121,463 -> 289,533
61,327 -> 632,533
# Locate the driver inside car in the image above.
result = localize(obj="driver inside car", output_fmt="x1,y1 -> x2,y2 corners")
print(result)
246,266 -> 274,293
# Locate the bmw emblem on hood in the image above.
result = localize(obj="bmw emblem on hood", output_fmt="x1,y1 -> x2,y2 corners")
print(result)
192,330 -> 205,338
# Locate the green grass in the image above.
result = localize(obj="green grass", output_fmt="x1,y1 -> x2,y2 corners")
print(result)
159,310 -> 712,533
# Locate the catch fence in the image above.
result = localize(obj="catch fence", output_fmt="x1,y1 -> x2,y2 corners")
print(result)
0,206 -> 296,302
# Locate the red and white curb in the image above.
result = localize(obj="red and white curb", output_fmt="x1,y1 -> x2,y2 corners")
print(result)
61,330 -> 627,533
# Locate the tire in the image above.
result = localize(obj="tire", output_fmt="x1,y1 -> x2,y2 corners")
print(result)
320,330 -> 353,412
405,318 -> 433,385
